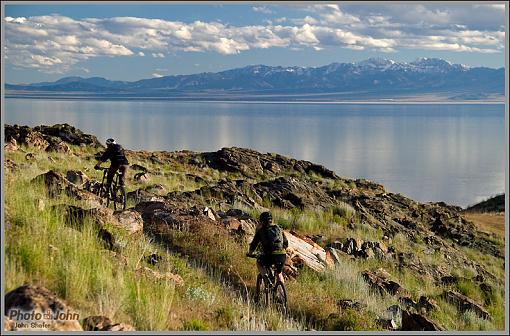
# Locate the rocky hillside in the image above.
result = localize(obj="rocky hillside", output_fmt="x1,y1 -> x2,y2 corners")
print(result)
4,124 -> 505,331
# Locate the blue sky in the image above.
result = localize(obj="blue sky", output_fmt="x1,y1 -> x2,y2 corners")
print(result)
3,3 -> 506,84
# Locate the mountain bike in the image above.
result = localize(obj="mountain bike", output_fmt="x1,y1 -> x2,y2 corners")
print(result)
95,167 -> 126,210
247,253 -> 288,315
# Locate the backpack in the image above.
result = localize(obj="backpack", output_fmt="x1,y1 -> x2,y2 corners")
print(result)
265,225 -> 284,252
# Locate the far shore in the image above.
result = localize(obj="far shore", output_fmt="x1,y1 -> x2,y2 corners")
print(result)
3,95 -> 506,105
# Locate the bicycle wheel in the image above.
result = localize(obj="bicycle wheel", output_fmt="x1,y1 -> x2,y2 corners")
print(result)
255,274 -> 269,307
113,185 -> 126,210
273,281 -> 288,315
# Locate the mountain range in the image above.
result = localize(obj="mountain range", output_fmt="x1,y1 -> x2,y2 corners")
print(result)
5,58 -> 505,101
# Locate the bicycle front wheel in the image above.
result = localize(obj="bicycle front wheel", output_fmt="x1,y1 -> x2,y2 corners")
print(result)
273,281 -> 288,315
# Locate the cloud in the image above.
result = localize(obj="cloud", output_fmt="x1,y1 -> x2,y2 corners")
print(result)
152,73 -> 163,78
3,4 -> 505,73
252,6 -> 273,15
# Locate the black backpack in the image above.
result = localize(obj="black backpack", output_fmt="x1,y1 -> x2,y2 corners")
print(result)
265,225 -> 284,252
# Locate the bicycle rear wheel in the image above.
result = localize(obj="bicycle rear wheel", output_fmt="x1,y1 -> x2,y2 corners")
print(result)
273,281 -> 288,315
113,185 -> 126,210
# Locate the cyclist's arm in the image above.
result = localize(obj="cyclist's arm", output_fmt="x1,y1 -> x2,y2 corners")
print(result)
282,231 -> 288,250
95,148 -> 112,168
248,229 -> 261,254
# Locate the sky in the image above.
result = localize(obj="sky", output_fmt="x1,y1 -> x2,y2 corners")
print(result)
3,2 -> 507,84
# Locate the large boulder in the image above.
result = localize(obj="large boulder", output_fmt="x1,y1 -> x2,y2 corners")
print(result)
113,209 -> 144,234
4,285 -> 83,331
401,310 -> 443,331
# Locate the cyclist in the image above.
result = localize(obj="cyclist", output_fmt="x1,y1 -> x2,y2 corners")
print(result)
94,138 -> 129,193
247,212 -> 288,285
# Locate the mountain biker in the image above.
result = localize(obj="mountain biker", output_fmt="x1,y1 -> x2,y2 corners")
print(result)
94,138 -> 129,193
247,212 -> 289,285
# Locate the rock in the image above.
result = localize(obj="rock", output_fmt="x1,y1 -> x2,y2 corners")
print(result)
145,253 -> 163,266
5,284 -> 83,331
81,315 -> 136,331
442,290 -> 492,320
401,310 -> 443,331
144,183 -> 166,195
440,275 -> 459,286
107,323 -> 136,331
337,299 -> 366,311
113,209 -> 144,234
130,163 -> 148,172
5,159 -> 19,173
362,269 -> 404,296
376,318 -> 398,330
134,172 -> 149,183
127,189 -> 165,203
225,208 -> 252,220
284,230 -> 330,272
5,138 -> 18,152
66,170 -> 89,186
398,296 -> 417,311
37,199 -> 46,211
136,266 -> 184,286
25,152 -> 36,161
5,125 -> 49,150
82,316 -> 113,331
203,207 -> 217,221
45,138 -> 70,153
325,247 -> 347,265
253,176 -> 334,209
33,123 -> 102,147
417,296 -> 438,312
342,237 -> 364,255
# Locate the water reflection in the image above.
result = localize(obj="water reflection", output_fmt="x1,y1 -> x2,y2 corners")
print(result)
4,99 -> 505,207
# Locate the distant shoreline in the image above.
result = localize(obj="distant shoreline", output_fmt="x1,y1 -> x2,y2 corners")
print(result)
4,95 -> 505,105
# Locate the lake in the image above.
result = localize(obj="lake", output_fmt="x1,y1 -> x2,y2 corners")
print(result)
4,98 -> 506,207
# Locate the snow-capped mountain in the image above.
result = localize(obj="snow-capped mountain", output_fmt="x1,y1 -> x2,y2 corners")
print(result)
5,58 -> 503,100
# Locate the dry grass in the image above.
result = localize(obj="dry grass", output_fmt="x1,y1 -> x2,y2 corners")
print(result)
462,213 -> 505,238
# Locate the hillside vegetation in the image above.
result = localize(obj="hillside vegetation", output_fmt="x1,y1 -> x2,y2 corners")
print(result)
3,124 -> 505,331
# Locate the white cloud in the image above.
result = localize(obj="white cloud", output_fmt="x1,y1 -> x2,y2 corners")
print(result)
252,6 -> 273,15
3,5 -> 505,73
152,73 -> 163,78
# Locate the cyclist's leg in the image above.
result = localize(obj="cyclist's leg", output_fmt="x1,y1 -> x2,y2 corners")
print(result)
106,163 -> 119,191
256,255 -> 270,280
118,164 -> 128,186
272,254 -> 287,284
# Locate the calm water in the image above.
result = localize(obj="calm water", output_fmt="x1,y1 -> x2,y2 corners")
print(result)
4,99 -> 506,207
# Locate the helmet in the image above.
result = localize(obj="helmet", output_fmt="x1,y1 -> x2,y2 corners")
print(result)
260,212 -> 272,225
105,138 -> 116,146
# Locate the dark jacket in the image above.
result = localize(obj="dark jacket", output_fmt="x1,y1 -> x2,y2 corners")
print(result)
99,144 -> 129,165
249,224 -> 288,255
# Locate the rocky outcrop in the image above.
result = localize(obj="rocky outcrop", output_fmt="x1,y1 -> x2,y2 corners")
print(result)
362,269 -> 405,296
5,124 -> 102,151
442,290 -> 491,320
4,285 -> 83,331
200,147 -> 338,179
